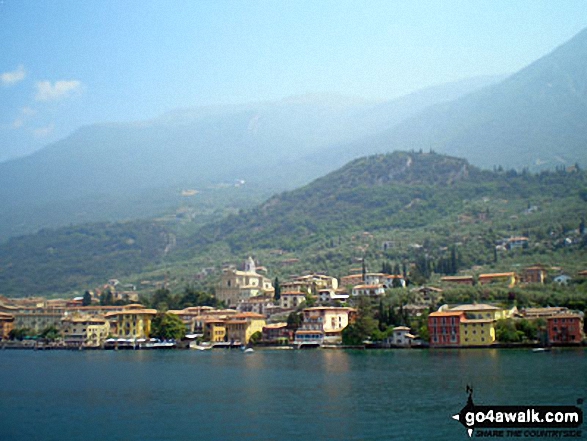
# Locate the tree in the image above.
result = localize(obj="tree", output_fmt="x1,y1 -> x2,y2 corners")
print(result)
82,290 -> 92,306
100,290 -> 114,306
39,325 -> 61,342
249,331 -> 262,345
286,311 -> 302,331
150,313 -> 186,340
342,297 -> 378,345
274,277 -> 281,301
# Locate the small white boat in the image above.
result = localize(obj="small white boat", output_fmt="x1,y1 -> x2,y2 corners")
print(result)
189,341 -> 212,351
243,348 -> 254,354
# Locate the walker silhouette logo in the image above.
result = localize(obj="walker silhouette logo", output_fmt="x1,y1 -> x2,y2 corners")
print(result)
452,386 -> 583,438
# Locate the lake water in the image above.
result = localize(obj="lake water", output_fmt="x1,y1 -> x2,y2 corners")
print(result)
0,348 -> 585,440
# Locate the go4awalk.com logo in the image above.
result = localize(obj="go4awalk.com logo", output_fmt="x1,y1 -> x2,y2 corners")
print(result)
452,386 -> 583,438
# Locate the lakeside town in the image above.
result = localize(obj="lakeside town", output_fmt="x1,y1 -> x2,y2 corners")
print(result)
0,257 -> 585,351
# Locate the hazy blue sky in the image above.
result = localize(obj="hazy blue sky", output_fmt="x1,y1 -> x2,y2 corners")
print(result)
1,0 -> 587,162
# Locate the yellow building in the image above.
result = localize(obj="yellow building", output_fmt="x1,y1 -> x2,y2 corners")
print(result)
459,318 -> 496,346
61,316 -> 110,347
478,272 -> 517,287
105,308 -> 157,339
215,257 -> 274,307
204,319 -> 227,342
225,312 -> 266,344
444,303 -> 516,346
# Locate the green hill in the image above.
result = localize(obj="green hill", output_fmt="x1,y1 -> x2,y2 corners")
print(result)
1,151 -> 586,297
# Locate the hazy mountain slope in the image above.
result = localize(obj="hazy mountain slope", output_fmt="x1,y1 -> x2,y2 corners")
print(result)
327,27 -> 587,170
0,78 -> 500,240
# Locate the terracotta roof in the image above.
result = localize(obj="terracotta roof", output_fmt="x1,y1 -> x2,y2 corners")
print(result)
429,311 -> 464,317
478,273 -> 515,278
233,312 -> 265,319
104,309 -> 157,317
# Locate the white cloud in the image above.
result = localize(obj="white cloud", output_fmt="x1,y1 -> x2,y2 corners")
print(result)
33,123 -> 54,138
1,65 -> 26,86
11,107 -> 37,129
35,80 -> 82,101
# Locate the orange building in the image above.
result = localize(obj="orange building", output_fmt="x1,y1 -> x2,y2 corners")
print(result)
428,311 -> 465,347
0,312 -> 15,339
547,314 -> 584,345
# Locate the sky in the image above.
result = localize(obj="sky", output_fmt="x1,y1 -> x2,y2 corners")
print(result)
1,0 -> 587,162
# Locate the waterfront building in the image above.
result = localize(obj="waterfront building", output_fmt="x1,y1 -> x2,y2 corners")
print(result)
61,316 -> 110,347
203,319 -> 227,342
225,312 -> 266,344
215,257 -> 274,307
0,312 -> 15,339
294,307 -> 356,346
459,318 -> 496,346
104,308 -> 157,339
428,311 -> 464,347
384,326 -> 417,347
546,314 -> 584,344
262,323 -> 292,344
167,306 -> 215,333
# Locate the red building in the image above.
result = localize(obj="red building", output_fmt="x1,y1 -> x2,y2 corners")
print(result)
547,314 -> 584,344
428,311 -> 464,347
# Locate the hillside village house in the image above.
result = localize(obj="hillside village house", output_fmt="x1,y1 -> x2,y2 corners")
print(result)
215,257 -> 274,307
294,306 -> 356,346
318,289 -> 349,303
440,275 -> 474,286
364,273 -> 406,288
236,296 -> 276,316
522,266 -> 547,284
351,284 -> 386,297
280,292 -> 307,310
478,272 -> 517,287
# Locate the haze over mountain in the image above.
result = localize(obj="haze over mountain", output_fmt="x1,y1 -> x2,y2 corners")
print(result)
0,76 -> 499,241
323,27 -> 587,171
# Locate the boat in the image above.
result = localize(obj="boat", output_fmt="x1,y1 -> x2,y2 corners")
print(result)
189,341 -> 212,351
243,347 -> 254,354
532,347 -> 551,352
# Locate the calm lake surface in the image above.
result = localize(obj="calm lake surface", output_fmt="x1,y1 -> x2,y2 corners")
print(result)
0,348 -> 585,441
